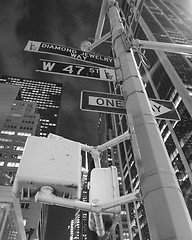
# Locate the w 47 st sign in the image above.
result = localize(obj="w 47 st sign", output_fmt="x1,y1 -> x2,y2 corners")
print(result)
36,59 -> 116,82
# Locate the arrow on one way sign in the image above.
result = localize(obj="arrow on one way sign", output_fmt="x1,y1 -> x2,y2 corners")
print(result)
149,98 -> 180,121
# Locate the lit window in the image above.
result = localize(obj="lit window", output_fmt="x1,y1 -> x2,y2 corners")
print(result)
0,153 -> 7,158
0,161 -> 4,166
21,202 -> 30,209
17,132 -> 31,137
7,162 -> 19,167
0,138 -> 12,142
23,219 -> 27,226
11,113 -> 21,117
13,146 -> 24,151
1,130 -> 15,135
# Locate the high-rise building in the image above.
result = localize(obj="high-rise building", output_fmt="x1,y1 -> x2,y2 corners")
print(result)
0,99 -> 41,240
0,76 -> 63,240
98,0 -> 192,239
72,164 -> 89,240
0,76 -> 63,137
0,100 -> 40,186
0,83 -> 20,133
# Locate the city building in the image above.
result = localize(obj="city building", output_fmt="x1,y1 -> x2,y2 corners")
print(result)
0,83 -> 20,133
71,160 -> 89,240
0,76 -> 63,137
0,100 -> 40,186
0,98 -> 41,240
0,76 -> 63,240
0,84 -> 29,240
98,0 -> 192,239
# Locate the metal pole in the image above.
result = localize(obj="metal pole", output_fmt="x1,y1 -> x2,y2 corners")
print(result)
134,39 -> 192,55
92,200 -> 105,237
97,130 -> 130,152
89,32 -> 111,51
90,148 -> 101,168
35,187 -> 97,212
107,1 -> 192,239
101,190 -> 140,211
95,0 -> 108,40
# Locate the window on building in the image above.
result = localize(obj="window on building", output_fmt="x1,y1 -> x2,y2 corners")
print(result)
21,188 -> 31,200
17,132 -> 31,137
7,162 -> 19,168
0,130 -> 15,135
21,202 -> 30,209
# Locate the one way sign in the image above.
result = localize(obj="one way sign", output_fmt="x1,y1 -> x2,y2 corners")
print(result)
149,98 -> 180,121
80,91 -> 180,121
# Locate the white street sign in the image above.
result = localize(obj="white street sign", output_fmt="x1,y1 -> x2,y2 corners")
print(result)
24,40 -> 114,68
81,91 -> 126,115
81,91 -> 180,121
36,59 -> 116,82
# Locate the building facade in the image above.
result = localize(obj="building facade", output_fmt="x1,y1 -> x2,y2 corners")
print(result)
98,0 -> 192,239
0,99 -> 41,240
0,76 -> 63,240
0,76 -> 63,137
71,166 -> 89,240
0,100 -> 40,186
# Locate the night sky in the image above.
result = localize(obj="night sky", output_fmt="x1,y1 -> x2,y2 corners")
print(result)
0,0 -> 112,239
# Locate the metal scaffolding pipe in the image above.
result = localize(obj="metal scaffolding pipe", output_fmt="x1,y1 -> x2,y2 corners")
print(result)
134,39 -> 192,55
92,200 -> 105,237
35,187 -> 95,212
95,0 -> 108,40
89,32 -> 111,51
101,190 -> 140,211
97,130 -> 130,152
80,143 -> 93,152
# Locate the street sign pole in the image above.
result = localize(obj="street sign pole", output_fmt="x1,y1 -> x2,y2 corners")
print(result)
107,0 -> 192,239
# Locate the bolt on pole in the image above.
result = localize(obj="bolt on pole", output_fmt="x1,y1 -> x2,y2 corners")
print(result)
107,0 -> 192,239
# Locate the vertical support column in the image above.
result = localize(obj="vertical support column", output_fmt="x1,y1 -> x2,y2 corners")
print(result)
107,0 -> 192,239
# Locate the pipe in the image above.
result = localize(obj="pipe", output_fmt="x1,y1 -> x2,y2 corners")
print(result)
89,32 -> 111,51
134,39 -> 192,55
101,190 -> 140,211
90,148 -> 101,168
35,187 -> 98,212
97,130 -> 130,152
92,199 -> 105,237
95,0 -> 108,40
